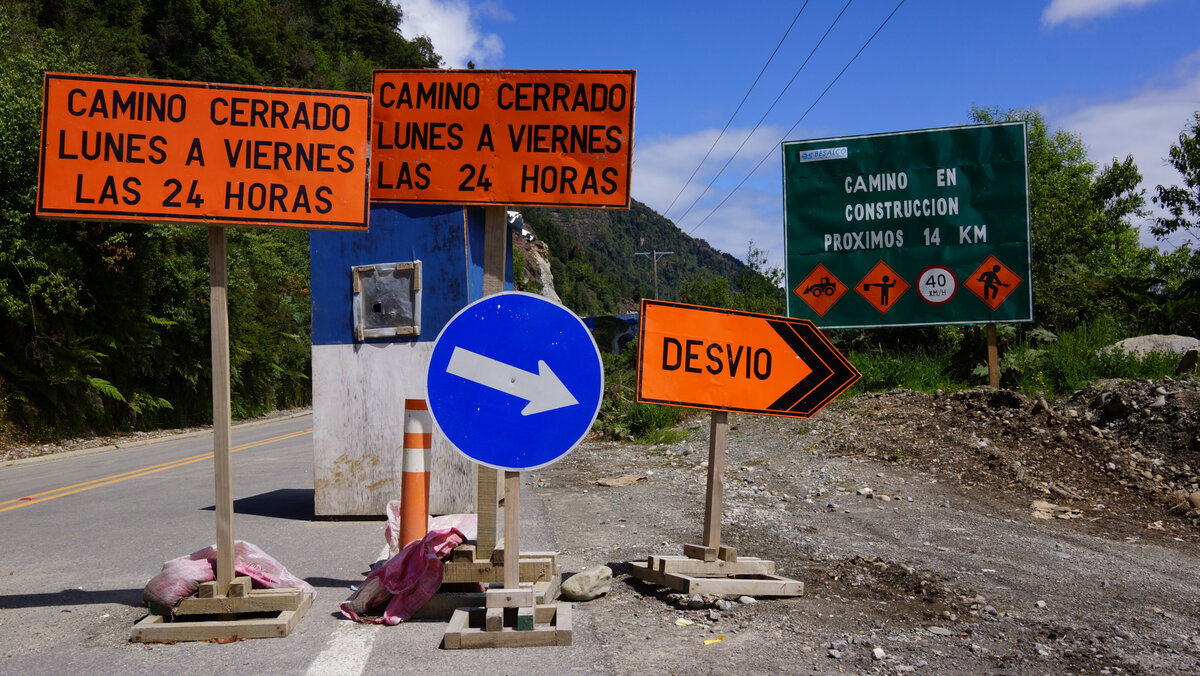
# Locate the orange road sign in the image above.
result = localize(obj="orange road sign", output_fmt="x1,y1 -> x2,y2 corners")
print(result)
370,69 -> 634,208
637,300 -> 860,418
964,254 -> 1023,310
37,73 -> 371,230
856,261 -> 909,314
793,263 -> 848,317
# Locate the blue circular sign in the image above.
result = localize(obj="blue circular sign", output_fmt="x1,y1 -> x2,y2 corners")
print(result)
426,292 -> 604,471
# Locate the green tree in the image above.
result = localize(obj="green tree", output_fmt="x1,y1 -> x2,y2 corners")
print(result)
969,106 -> 1150,330
1153,112 -> 1200,245
0,1 -> 443,441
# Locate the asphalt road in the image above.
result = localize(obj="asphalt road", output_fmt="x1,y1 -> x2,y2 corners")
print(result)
0,413 -> 607,674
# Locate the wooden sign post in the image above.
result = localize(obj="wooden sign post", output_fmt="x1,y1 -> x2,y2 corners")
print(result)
628,300 -> 860,595
210,226 -> 236,596
371,69 -> 633,649
38,72 -> 370,641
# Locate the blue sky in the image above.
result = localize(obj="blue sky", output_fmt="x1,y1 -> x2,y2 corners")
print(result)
397,0 -> 1200,271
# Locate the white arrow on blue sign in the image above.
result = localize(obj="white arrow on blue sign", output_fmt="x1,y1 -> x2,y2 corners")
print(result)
426,292 -> 604,471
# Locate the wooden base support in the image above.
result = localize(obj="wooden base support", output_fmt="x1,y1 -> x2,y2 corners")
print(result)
441,546 -> 558,585
628,553 -> 803,597
132,577 -> 313,642
442,602 -> 572,650
413,578 -> 558,620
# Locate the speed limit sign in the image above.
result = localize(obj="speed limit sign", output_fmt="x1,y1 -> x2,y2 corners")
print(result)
918,266 -> 956,305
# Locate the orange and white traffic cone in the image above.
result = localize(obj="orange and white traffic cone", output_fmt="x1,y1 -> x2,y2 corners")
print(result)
400,398 -> 432,549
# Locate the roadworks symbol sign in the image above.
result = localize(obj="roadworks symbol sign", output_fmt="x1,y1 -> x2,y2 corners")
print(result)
794,264 -> 847,317
855,261 -> 909,315
964,254 -> 1022,311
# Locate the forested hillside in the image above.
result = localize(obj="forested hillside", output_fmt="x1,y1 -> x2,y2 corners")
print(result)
0,1 -> 439,441
520,199 -> 758,315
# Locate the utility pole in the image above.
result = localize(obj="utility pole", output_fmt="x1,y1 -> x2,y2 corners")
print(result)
634,250 -> 674,299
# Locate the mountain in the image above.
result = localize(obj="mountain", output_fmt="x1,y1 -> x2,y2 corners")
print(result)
515,199 -> 750,316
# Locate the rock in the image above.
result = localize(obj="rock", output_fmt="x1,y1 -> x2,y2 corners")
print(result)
1035,600 -> 1046,609
872,647 -> 886,660
687,594 -> 706,609
560,565 -> 612,601
1189,492 -> 1200,509
827,649 -> 843,659
1107,334 -> 1200,358
738,595 -> 757,605
928,626 -> 954,636
1179,348 -> 1199,375
707,609 -> 720,622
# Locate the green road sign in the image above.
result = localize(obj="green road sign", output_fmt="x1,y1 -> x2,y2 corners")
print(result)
783,122 -> 1032,328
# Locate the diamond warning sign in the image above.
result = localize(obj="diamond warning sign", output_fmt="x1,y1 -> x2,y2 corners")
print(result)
855,261 -> 909,314
793,264 -> 847,317
964,255 -> 1022,311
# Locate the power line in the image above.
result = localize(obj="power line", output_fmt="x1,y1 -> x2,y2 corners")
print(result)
661,2 -> 810,220
687,0 -> 908,237
672,0 -> 856,229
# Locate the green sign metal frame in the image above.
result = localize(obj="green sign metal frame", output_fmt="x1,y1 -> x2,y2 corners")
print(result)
783,122 -> 1032,329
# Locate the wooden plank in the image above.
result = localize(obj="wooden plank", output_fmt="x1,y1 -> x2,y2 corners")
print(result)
516,607 -> 535,631
718,546 -> 738,562
441,557 -> 555,584
476,465 -> 498,561
131,591 -> 312,643
702,410 -> 727,550
662,573 -> 803,597
683,544 -> 716,562
484,607 -> 504,632
443,608 -> 469,650
209,226 -> 234,595
485,586 -> 534,608
626,561 -> 667,586
441,604 -> 569,650
175,589 -> 303,616
451,544 -> 476,562
503,471 -> 521,590
656,554 -> 776,576
412,580 -> 557,619
554,602 -> 573,646
987,323 -> 999,389
491,548 -> 559,564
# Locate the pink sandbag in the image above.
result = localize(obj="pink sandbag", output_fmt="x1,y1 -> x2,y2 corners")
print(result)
143,540 -> 314,614
190,540 -> 315,597
142,555 -> 215,612
340,527 -> 466,625
384,501 -> 477,558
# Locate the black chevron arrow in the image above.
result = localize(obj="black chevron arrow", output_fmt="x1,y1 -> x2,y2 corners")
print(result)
767,319 -> 861,416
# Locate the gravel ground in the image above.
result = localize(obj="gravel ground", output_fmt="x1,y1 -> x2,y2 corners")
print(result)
532,375 -> 1200,674
6,377 -> 1198,674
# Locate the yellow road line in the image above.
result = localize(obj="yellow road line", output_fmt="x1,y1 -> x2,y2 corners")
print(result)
0,428 -> 312,513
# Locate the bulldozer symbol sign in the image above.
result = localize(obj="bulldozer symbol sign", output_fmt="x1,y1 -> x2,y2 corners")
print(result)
855,261 -> 909,315
793,264 -> 847,317
964,255 -> 1022,311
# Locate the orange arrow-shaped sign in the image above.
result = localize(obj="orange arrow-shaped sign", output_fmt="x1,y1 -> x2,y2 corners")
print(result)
636,300 -> 860,418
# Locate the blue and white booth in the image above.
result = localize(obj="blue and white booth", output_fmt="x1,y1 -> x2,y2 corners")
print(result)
309,203 -> 511,516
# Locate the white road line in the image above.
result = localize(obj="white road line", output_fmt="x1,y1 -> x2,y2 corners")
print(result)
307,622 -> 381,676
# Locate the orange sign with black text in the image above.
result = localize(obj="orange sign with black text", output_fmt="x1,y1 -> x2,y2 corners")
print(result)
964,255 -> 1023,311
38,73 -> 371,230
637,300 -> 860,419
371,69 -> 634,208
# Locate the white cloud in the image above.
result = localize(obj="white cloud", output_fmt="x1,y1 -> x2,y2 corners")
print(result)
632,126 -> 792,272
1041,0 -> 1165,27
393,0 -> 504,68
1054,53 -> 1200,246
